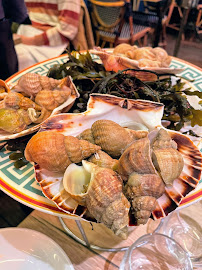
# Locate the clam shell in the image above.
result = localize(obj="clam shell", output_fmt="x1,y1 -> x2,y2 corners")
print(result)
0,76 -> 79,141
33,94 -> 201,227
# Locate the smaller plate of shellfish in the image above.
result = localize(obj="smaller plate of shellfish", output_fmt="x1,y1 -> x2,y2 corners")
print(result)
0,72 -> 79,141
89,45 -> 185,81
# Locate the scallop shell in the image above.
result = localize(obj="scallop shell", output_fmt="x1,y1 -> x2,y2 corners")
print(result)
33,94 -> 201,228
0,76 -> 79,141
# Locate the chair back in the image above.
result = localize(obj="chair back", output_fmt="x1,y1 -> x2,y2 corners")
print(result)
89,0 -> 126,32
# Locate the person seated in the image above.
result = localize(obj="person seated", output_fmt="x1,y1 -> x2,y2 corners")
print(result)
15,0 -> 81,70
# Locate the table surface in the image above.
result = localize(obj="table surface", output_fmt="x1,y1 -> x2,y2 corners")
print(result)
17,200 -> 202,270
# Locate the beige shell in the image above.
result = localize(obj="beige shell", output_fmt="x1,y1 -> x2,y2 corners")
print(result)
88,150 -> 118,170
77,120 -> 146,158
152,148 -> 184,186
84,161 -> 130,239
4,92 -> 42,111
117,137 -> 156,181
0,79 -> 10,100
62,160 -> 130,238
124,172 -> 165,225
35,88 -> 72,111
24,131 -> 101,173
13,73 -> 62,97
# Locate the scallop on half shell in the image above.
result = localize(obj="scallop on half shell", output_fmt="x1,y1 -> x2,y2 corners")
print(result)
34,94 -> 202,234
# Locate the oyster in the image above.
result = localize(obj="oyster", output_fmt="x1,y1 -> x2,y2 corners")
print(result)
25,131 -> 101,173
33,94 -> 201,232
63,160 -> 130,239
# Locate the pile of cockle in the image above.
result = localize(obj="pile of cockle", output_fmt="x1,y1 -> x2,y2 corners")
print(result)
47,51 -> 202,131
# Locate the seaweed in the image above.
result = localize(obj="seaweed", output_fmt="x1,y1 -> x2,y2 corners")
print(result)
47,50 -> 201,131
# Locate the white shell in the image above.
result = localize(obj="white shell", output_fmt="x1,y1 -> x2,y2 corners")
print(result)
34,94 -> 202,224
0,76 -> 79,141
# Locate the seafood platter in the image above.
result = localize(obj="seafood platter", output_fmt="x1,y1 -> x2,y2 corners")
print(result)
0,45 -> 201,239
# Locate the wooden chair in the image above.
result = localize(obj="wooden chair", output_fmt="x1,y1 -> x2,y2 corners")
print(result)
88,0 -> 151,47
141,0 -> 172,47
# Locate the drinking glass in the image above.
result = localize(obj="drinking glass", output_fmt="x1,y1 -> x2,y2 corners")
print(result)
160,200 -> 202,267
119,233 -> 193,270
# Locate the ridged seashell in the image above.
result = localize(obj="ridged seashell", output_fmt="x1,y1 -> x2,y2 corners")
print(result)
63,160 -> 130,238
88,150 -> 118,170
117,137 -> 156,181
85,161 -> 130,239
13,73 -> 62,97
82,120 -> 139,157
151,128 -> 177,150
0,108 -> 32,133
0,79 -> 10,100
124,172 -> 165,225
152,148 -> 184,186
4,92 -> 42,111
35,88 -> 72,111
77,128 -> 95,144
113,43 -> 137,56
24,131 -> 101,173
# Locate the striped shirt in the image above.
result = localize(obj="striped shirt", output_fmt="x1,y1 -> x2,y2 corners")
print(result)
25,0 -> 80,46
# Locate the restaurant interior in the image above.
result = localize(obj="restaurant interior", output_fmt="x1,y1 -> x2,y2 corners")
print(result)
0,0 -> 201,269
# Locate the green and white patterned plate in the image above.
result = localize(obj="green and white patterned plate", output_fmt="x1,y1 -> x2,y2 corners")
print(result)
0,54 -> 201,217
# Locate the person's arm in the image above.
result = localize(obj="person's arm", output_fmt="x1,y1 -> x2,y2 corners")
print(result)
20,0 -> 81,46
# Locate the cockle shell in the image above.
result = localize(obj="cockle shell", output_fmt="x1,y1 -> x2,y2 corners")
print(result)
13,73 -> 62,97
33,94 -> 201,232
88,150 -> 118,170
25,131 -> 101,173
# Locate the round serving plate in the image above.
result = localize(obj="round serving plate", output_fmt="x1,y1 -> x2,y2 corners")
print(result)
0,53 -> 201,218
